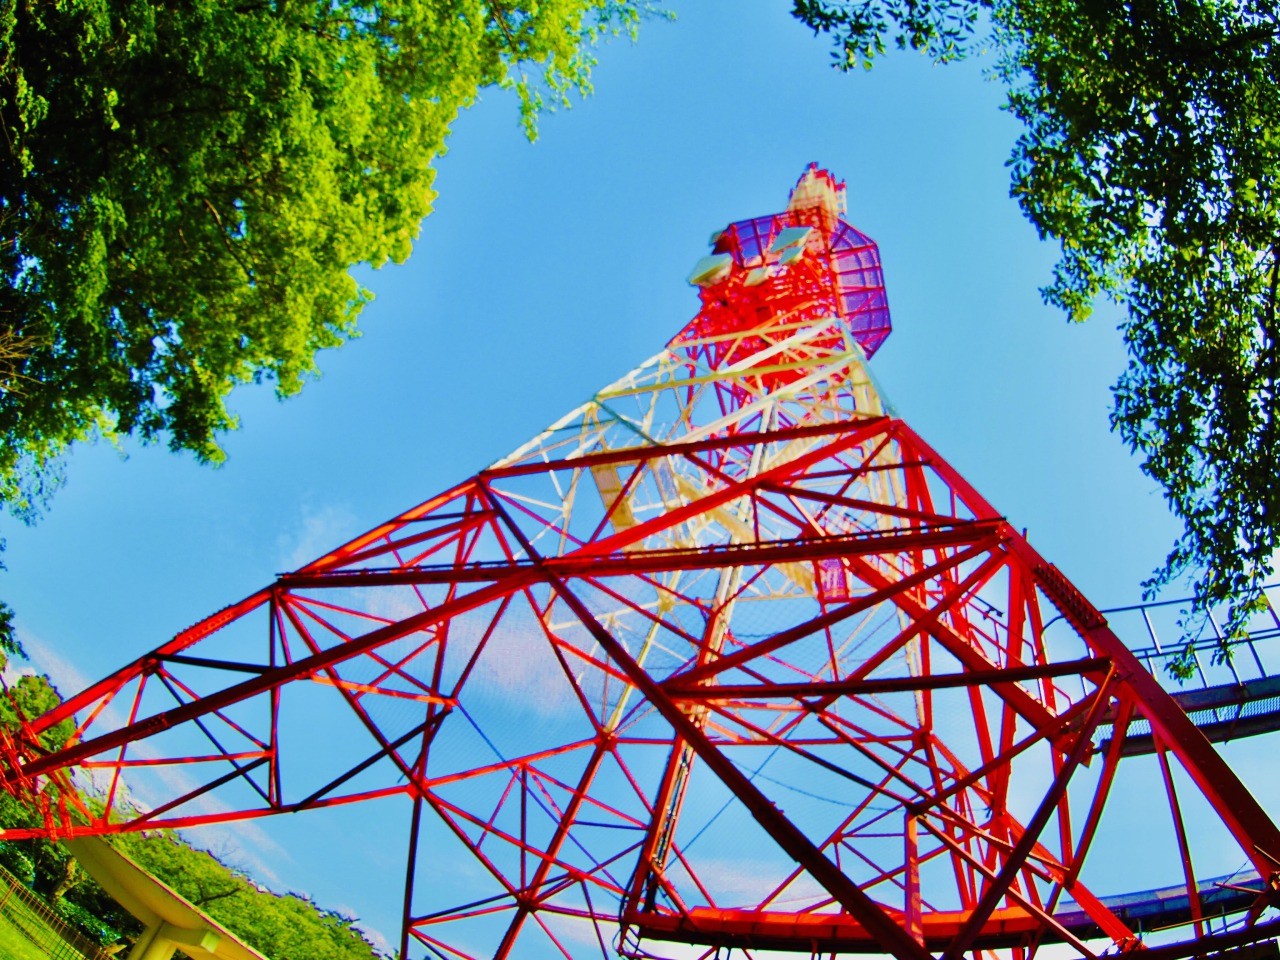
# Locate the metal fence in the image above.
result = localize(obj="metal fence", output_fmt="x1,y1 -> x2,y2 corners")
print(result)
0,861 -> 113,960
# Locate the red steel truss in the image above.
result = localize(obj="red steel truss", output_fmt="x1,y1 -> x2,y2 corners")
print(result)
3,166 -> 1279,960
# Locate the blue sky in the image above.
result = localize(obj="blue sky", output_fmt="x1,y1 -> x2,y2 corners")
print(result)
5,1 -> 1266,951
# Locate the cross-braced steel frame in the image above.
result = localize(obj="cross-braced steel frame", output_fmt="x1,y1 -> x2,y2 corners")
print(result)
3,167 -> 1278,960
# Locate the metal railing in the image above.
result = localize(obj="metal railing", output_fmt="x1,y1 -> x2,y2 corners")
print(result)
1104,585 -> 1280,688
1044,582 -> 1280,688
1047,583 -> 1280,751
0,860 -> 113,960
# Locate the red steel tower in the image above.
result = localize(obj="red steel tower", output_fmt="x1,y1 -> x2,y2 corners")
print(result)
3,167 -> 1279,960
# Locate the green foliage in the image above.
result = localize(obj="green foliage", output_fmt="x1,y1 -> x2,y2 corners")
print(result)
0,788 -> 139,948
0,537 -> 24,661
0,672 -> 130,945
0,0 -> 644,514
792,0 -> 985,67
0,671 -> 73,752
0,600 -> 19,660
112,833 -> 384,960
0,14 -> 654,929
794,0 -> 1280,666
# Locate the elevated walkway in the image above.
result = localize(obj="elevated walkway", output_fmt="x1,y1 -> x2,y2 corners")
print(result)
1055,872 -> 1266,940
627,874 -> 1271,956
1102,674 -> 1280,755
1046,586 -> 1280,754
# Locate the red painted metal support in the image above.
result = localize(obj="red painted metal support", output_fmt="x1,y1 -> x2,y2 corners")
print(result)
2,167 -> 1278,959
1154,736 -> 1204,939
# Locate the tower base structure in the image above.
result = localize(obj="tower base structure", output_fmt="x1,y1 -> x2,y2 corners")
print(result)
2,168 -> 1278,960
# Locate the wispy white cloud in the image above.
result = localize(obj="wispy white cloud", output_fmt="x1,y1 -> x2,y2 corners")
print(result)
17,627 -> 94,701
333,908 -> 392,956
687,855 -> 827,907
278,503 -> 360,571
448,606 -> 579,717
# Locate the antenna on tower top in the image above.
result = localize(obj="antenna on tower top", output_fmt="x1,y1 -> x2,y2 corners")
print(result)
788,162 -> 846,225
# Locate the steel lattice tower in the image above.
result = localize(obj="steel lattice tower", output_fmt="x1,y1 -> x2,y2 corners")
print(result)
3,167 -> 1279,960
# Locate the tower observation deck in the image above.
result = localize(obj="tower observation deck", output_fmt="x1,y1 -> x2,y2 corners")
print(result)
2,167 -> 1279,960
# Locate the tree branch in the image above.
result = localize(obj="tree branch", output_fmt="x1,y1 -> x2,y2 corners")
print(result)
201,198 -> 255,284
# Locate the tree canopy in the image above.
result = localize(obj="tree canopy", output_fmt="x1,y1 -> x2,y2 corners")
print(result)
794,0 -> 1280,668
1,7 -> 651,950
0,0 -> 643,518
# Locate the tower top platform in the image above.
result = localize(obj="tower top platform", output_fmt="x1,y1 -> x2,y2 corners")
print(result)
681,164 -> 891,369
